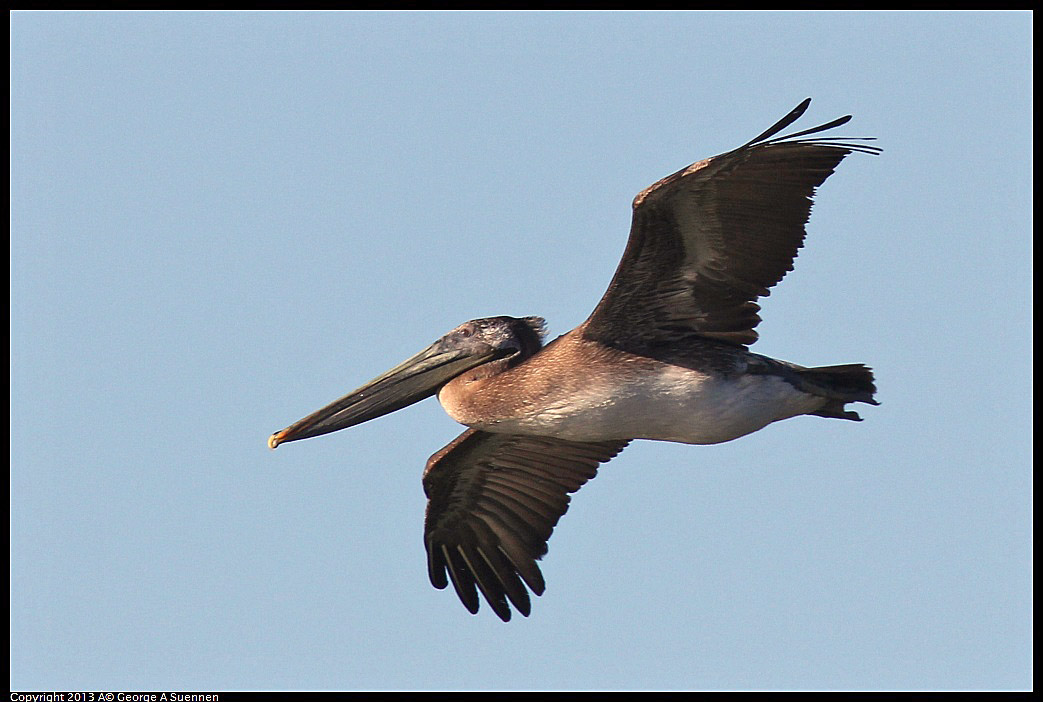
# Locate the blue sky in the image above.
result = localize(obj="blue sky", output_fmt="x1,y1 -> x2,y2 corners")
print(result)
11,11 -> 1031,691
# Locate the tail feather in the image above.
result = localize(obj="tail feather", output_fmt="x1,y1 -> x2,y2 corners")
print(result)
797,363 -> 879,421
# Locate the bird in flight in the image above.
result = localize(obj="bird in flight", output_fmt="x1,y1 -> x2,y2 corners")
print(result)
269,98 -> 880,621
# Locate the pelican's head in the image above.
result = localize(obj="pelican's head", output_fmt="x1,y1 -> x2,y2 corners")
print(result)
268,316 -> 546,449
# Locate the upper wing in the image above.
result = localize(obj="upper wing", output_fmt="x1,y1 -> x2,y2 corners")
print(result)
422,428 -> 629,621
582,98 -> 880,348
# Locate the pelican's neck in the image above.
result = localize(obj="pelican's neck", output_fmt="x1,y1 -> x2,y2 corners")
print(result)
437,355 -> 523,427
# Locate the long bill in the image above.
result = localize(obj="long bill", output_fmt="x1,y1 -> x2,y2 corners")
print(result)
268,340 -> 509,449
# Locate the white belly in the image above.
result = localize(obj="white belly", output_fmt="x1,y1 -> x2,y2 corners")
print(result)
465,367 -> 825,445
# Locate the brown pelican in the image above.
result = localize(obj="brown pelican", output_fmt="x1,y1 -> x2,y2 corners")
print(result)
269,99 -> 880,621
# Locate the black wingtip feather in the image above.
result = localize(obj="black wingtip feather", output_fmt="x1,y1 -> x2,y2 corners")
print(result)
441,544 -> 480,614
770,113 -> 852,143
742,98 -> 813,148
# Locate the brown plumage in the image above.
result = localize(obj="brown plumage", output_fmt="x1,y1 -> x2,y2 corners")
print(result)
269,99 -> 880,622
585,99 -> 879,348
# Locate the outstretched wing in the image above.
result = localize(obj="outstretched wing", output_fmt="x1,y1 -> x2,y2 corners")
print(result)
582,98 -> 880,348
422,428 -> 629,621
